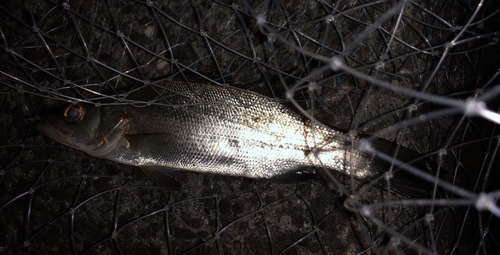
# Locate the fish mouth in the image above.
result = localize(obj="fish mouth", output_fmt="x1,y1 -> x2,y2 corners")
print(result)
33,119 -> 75,148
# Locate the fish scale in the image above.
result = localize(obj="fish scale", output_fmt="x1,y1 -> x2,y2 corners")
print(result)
110,81 -> 339,179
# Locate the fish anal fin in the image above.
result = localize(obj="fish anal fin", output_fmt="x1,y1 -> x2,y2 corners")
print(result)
270,166 -> 318,183
140,165 -> 182,191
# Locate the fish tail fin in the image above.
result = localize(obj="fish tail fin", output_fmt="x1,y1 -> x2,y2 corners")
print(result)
365,136 -> 445,199
376,167 -> 437,199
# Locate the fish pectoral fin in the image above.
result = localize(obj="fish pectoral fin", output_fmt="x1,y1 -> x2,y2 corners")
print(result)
125,134 -> 176,152
270,166 -> 318,183
140,165 -> 182,191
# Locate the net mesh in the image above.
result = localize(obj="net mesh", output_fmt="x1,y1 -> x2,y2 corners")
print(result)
1,0 -> 500,254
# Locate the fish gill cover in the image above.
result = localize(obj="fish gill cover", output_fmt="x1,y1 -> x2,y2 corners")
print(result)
0,0 -> 499,254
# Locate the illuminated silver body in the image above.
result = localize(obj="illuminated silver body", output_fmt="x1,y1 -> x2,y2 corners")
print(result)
36,80 -> 382,182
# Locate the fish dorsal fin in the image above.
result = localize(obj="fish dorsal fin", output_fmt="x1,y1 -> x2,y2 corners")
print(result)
125,134 -> 176,152
140,165 -> 182,191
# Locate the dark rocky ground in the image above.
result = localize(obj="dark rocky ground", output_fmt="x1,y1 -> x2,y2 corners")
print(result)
1,0 -> 499,254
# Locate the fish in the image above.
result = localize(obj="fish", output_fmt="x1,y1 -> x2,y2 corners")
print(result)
34,79 -> 436,197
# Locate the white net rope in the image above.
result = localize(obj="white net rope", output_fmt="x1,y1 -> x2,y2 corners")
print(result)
1,0 -> 499,254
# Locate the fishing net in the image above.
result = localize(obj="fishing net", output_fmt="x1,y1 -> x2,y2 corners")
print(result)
1,0 -> 499,254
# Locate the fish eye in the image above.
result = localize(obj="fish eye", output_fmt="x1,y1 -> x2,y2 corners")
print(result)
64,104 -> 83,123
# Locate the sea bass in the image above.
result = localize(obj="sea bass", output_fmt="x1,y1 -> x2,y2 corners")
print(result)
34,79 -> 431,195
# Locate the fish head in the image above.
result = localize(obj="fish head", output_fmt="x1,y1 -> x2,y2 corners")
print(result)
34,103 -> 103,152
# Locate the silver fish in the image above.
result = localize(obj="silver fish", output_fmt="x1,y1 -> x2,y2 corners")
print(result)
34,80 -> 430,195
